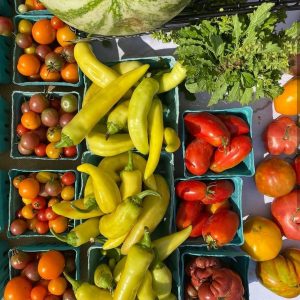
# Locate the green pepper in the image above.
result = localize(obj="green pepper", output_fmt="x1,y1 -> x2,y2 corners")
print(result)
121,174 -> 170,255
64,272 -> 112,300
113,228 -> 154,300
94,263 -> 115,292
128,77 -> 160,155
99,190 -> 160,239
50,217 -> 100,247
120,151 -> 142,200
106,100 -> 129,136
151,262 -> 172,298
77,163 -> 121,214
137,270 -> 157,300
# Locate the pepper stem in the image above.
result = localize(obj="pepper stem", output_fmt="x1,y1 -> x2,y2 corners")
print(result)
71,198 -> 98,213
124,151 -> 134,171
130,190 -> 160,206
50,229 -> 77,247
55,133 -> 74,148
63,272 -> 81,291
139,227 -> 152,249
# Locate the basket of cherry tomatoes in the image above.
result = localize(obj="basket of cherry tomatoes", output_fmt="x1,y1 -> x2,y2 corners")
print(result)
13,15 -> 83,86
4,246 -> 79,300
11,91 -> 81,160
16,0 -> 49,15
8,170 -> 79,238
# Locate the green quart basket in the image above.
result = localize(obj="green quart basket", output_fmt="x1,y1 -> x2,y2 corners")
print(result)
13,15 -> 83,87
182,107 -> 255,178
0,171 -> 9,232
80,151 -> 175,239
174,177 -> 244,247
0,241 -> 9,299
180,248 -> 250,300
11,91 -> 82,160
14,0 -> 50,15
0,96 -> 9,152
7,169 -> 81,239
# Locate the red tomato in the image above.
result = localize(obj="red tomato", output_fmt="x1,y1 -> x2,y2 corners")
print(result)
255,157 -> 296,198
50,16 -> 64,29
264,116 -> 299,155
32,196 -> 47,210
34,143 -> 47,157
185,138 -> 214,176
37,209 -> 48,222
202,209 -> 239,248
190,211 -> 211,238
35,221 -> 49,234
294,156 -> 300,185
61,171 -> 76,186
218,114 -> 250,137
271,189 -> 300,240
16,123 -> 30,137
4,276 -> 32,300
201,180 -> 234,205
184,112 -> 230,147
175,180 -> 206,202
210,135 -> 252,173
176,201 -> 204,230
63,146 -> 77,157
45,207 -> 58,221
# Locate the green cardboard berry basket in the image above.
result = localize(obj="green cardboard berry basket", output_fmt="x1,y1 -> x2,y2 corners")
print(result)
0,96 -> 9,153
11,91 -> 82,160
0,241 -> 9,299
0,171 -> 9,233
182,107 -> 255,178
14,0 -> 50,15
180,247 -> 250,300
13,15 -> 83,87
174,177 -> 244,247
7,168 -> 81,239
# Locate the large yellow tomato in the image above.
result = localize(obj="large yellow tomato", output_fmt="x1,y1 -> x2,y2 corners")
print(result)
274,78 -> 299,116
241,216 -> 282,261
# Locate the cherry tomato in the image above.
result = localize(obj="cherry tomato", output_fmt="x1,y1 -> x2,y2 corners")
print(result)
48,277 -> 67,296
38,279 -> 50,288
21,111 -> 41,130
17,53 -> 40,77
22,204 -> 37,220
45,207 -> 58,221
10,219 -> 28,235
38,250 -> 65,280
33,0 -> 46,10
13,175 -> 26,189
51,16 -> 64,30
36,44 -> 52,61
201,180 -> 234,205
24,44 -> 36,54
37,209 -> 48,222
56,25 -> 76,47
61,45 -> 75,64
63,146 -> 77,157
32,196 -> 47,210
61,186 -> 75,201
16,123 -> 30,137
35,143 -> 47,157
19,177 -> 40,199
61,172 -> 76,186
18,19 -> 33,34
175,180 -> 206,202
47,126 -> 62,143
176,201 -> 204,230
46,142 -> 63,159
32,19 -> 56,45
27,216 -> 38,231
48,197 -> 59,207
15,33 -> 33,49
36,221 -> 49,234
40,64 -> 61,82
4,276 -> 32,300
22,197 -> 33,205
54,46 -> 64,54
31,285 -> 48,300
49,216 -> 68,234
61,63 -> 79,83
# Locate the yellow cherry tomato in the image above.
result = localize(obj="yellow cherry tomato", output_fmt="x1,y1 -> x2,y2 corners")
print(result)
274,78 -> 299,116
48,198 -> 59,207
241,216 -> 282,261
22,204 -> 37,219
22,198 -> 33,205
47,126 -> 62,143
24,44 -> 36,54
46,142 -> 63,159
18,19 -> 33,34
36,171 -> 58,184
61,186 -> 75,201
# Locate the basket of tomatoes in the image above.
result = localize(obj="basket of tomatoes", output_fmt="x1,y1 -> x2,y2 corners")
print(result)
174,177 -> 244,247
11,91 -> 82,160
4,245 -> 79,300
182,107 -> 255,178
13,15 -> 83,86
8,170 -> 79,238
15,0 -> 49,15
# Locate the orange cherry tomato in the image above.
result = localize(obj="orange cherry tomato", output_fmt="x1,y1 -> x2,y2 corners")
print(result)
61,63 -> 79,83
40,64 -> 61,82
13,175 -> 26,189
49,216 -> 68,233
48,197 -> 60,207
46,142 -> 63,159
54,46 -> 64,54
48,277 -> 67,296
56,25 -> 76,47
33,0 -> 46,10
38,250 -> 65,280
274,78 -> 299,116
21,111 -> 41,130
61,186 -> 75,201
4,276 -> 32,300
19,177 -> 40,199
22,204 -> 37,220
17,54 -> 40,76
27,216 -> 38,231
32,19 -> 56,45
51,16 -> 65,30
30,285 -> 48,300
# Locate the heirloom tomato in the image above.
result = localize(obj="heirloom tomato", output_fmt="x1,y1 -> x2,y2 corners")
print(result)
175,180 -> 206,201
201,180 -> 234,204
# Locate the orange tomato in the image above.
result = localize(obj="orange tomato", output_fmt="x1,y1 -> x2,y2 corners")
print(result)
22,204 -> 37,219
48,197 -> 59,207
40,64 -> 61,82
49,216 -> 68,233
19,178 -> 40,199
46,142 -> 63,159
38,250 -> 65,280
25,0 -> 34,10
56,25 -> 76,47
32,19 -> 56,45
274,78 -> 299,116
61,63 -> 79,83
17,54 -> 40,76
242,216 -> 282,261
21,111 -> 41,130
33,0 -> 46,10
48,277 -> 67,296
4,276 -> 32,300
61,186 -> 75,201
30,285 -> 47,300
54,46 -> 64,54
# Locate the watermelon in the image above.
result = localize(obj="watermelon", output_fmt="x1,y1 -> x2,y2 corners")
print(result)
41,0 -> 191,36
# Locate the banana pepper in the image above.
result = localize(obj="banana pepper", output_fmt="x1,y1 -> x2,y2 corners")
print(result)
106,100 -> 129,136
56,64 -> 149,147
163,127 -> 181,153
82,83 -> 102,107
128,77 -> 159,155
103,233 -> 128,250
151,262 -> 172,298
112,61 -> 143,74
77,163 -> 121,214
137,270 -> 157,300
99,190 -> 160,239
121,174 -> 170,255
94,263 -> 115,291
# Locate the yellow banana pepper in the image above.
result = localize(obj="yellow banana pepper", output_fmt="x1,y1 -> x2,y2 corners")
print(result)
82,83 -> 102,107
163,127 -> 181,153
112,61 -> 143,74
